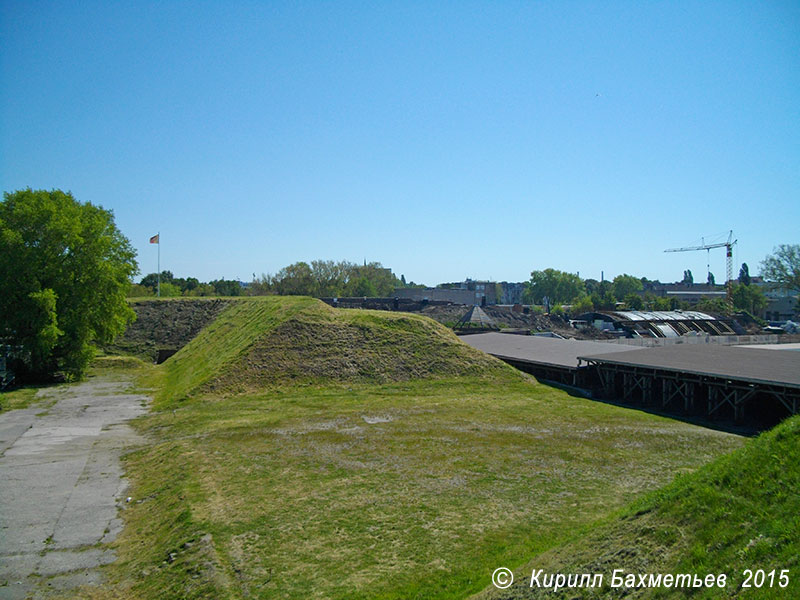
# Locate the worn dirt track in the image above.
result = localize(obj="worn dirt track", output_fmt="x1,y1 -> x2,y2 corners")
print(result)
0,377 -> 148,599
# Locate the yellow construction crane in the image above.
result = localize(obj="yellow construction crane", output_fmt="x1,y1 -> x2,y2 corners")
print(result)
664,230 -> 737,304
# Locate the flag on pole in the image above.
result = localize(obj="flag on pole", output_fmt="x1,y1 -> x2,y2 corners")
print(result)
149,234 -> 160,244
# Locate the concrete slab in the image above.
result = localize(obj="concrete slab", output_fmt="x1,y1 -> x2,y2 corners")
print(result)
0,375 -> 148,598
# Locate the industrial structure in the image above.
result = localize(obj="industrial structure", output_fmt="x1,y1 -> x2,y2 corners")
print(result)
664,230 -> 737,303
576,310 -> 744,338
462,332 -> 800,429
579,345 -> 800,425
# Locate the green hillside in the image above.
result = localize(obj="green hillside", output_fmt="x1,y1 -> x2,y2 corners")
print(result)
158,296 -> 514,404
475,414 -> 800,599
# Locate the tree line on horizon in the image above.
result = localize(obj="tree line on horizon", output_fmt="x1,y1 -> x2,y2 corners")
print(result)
520,263 -> 788,317
3,187 -> 797,384
133,256 -> 799,319
130,260 -> 426,299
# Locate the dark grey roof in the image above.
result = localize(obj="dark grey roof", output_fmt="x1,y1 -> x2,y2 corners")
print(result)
579,344 -> 800,388
461,333 -> 640,369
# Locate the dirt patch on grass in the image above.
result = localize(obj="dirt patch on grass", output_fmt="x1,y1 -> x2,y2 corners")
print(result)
205,312 -> 511,393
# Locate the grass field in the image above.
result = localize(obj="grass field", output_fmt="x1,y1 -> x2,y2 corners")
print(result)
78,297 -> 754,600
475,413 -> 800,599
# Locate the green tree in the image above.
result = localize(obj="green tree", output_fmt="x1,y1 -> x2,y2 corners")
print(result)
310,260 -> 347,297
127,284 -> 154,298
571,295 -> 594,315
612,274 -> 643,300
653,296 -> 672,311
273,262 -> 314,296
210,278 -> 242,297
346,276 -> 377,297
158,282 -> 183,297
738,263 -> 751,286
348,262 -> 400,296
524,269 -> 584,304
696,298 -> 731,315
624,293 -> 644,310
731,282 -> 767,315
0,189 -> 137,380
140,270 -> 174,290
760,244 -> 800,293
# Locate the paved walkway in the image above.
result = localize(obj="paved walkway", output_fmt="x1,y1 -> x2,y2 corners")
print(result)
0,377 -> 148,599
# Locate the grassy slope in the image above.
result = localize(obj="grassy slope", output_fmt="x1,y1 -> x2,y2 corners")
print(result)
159,296 -> 511,402
155,296 -> 320,404
474,414 -> 800,599
86,298 -> 747,600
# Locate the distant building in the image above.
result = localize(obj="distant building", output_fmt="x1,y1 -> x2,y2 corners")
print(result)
393,287 -> 484,305
499,281 -> 526,304
642,282 -> 727,304
759,284 -> 799,322
394,278 -> 505,305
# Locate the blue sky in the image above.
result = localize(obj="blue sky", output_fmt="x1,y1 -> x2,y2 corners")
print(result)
2,1 -> 798,286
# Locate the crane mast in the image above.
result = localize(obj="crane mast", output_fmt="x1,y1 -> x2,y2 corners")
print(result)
664,231 -> 737,305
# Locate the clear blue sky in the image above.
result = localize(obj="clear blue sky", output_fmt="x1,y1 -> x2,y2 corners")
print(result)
2,1 -> 798,286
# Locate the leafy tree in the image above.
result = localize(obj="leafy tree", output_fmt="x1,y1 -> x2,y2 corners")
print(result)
696,298 -> 731,315
583,278 -> 600,295
349,262 -> 400,296
140,270 -> 174,289
310,259 -> 348,297
524,269 -> 584,304
738,263 -> 751,286
346,276 -> 377,297
158,282 -> 183,297
653,296 -> 672,311
571,295 -> 594,315
590,291 -> 618,311
731,282 -> 767,315
760,244 -> 800,292
210,278 -> 243,297
669,297 -> 686,310
127,284 -> 154,298
185,283 -> 216,296
273,262 -> 315,296
250,260 -> 401,298
624,293 -> 644,310
0,189 -> 137,380
611,274 -> 643,300
682,269 -> 694,285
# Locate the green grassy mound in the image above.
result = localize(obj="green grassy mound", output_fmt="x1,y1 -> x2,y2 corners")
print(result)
476,414 -> 800,599
159,296 -> 515,403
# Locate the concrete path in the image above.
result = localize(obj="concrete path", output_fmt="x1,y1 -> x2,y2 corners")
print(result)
0,377 -> 148,599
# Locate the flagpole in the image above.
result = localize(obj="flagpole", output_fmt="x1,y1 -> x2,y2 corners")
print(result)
157,231 -> 161,298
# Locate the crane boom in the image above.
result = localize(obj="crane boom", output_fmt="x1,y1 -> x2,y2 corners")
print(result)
663,231 -> 737,305
664,241 -> 729,252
